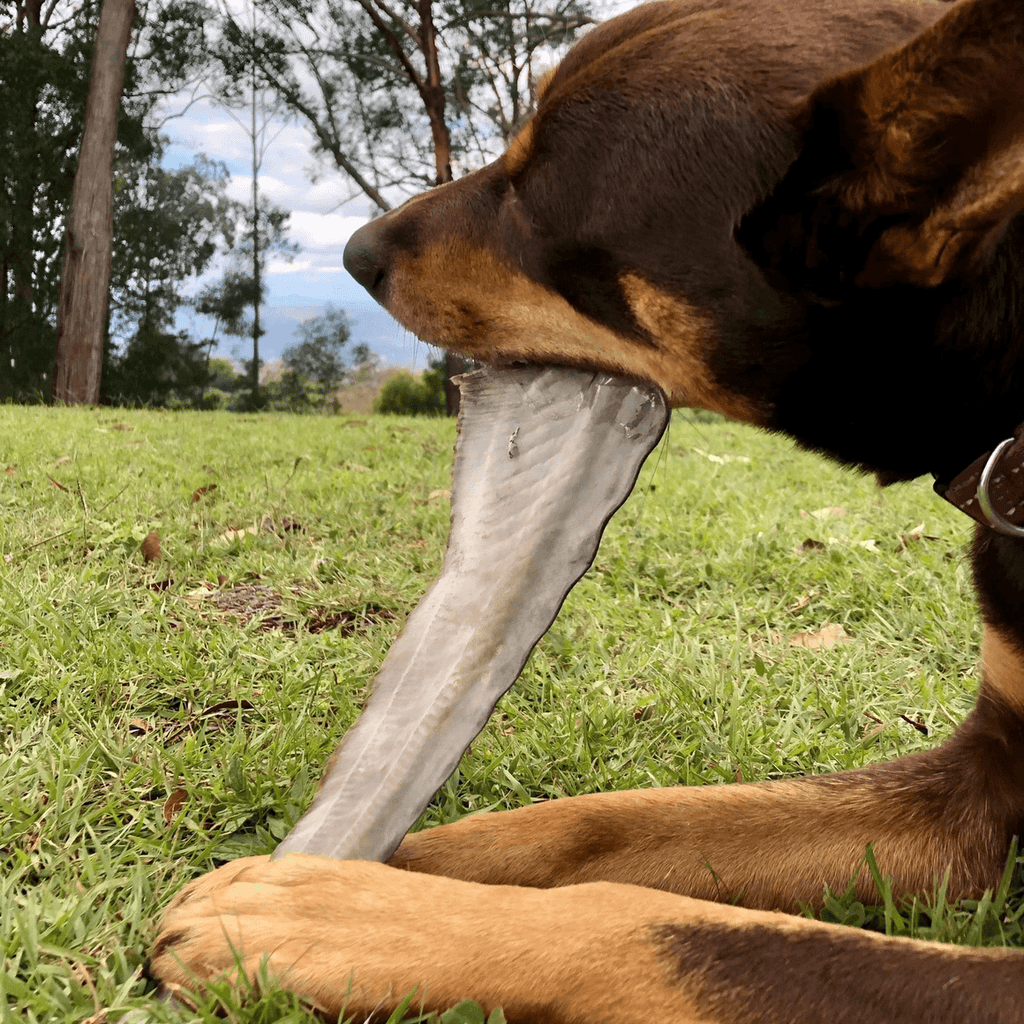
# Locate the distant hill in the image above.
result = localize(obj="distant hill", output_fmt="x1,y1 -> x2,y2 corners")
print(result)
177,297 -> 440,371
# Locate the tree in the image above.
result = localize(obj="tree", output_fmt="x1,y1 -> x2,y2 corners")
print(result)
1,0 -> 214,402
207,357 -> 243,391
194,267 -> 259,367
1,2 -> 87,400
52,0 -> 136,404
98,154 -> 241,405
234,0 -> 594,203
205,1 -> 296,411
104,154 -> 240,400
103,321 -> 208,406
282,304 -> 353,401
374,358 -> 446,417
218,199 -> 296,410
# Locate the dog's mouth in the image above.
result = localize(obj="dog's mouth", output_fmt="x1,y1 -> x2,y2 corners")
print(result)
274,364 -> 668,862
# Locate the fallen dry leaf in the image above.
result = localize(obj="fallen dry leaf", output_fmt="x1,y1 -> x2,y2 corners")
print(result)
900,522 -> 940,545
141,530 -> 161,562
191,483 -> 218,503
163,788 -> 187,824
47,475 -> 68,492
112,423 -> 134,431
129,718 -> 150,735
429,488 -> 451,501
217,524 -> 258,544
5,465 -> 15,475
789,623 -> 851,649
54,455 -> 71,467
787,592 -> 814,613
801,506 -> 847,520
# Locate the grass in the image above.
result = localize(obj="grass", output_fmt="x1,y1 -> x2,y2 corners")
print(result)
1,403 -> 1021,1022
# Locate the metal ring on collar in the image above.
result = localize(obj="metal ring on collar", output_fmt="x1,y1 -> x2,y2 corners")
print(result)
977,437 -> 1024,538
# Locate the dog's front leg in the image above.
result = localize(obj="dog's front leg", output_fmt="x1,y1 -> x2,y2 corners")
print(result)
152,854 -> 1021,1024
390,675 -> 1024,912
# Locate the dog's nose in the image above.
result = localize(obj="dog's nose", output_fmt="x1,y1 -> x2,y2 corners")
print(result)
344,221 -> 385,296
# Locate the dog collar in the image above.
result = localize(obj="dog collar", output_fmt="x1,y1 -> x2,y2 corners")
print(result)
936,431 -> 1024,537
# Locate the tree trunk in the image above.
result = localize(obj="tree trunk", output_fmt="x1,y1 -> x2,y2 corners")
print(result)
414,0 -> 461,412
417,0 -> 452,188
52,0 -> 135,405
249,60 -> 262,410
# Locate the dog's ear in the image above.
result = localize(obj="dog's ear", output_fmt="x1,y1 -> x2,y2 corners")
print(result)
748,0 -> 1024,291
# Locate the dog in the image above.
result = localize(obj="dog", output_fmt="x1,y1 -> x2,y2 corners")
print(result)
152,1 -> 1024,1020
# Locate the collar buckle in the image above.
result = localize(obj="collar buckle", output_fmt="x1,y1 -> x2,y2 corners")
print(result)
937,433 -> 1024,536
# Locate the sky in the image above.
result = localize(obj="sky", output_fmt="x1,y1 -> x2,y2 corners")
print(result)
162,92 -> 432,369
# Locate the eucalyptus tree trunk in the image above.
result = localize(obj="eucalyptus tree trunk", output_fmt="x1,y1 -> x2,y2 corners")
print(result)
52,0 -> 135,404
249,56 -> 262,410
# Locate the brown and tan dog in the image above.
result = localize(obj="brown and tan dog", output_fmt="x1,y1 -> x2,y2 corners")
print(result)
152,1 -> 1024,1020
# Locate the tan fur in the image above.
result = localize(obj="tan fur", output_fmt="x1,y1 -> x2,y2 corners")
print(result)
153,855 -> 1019,1024
155,856 -> 714,1023
504,121 -> 537,179
982,626 -> 1024,716
388,773 -> 987,912
389,247 -> 760,419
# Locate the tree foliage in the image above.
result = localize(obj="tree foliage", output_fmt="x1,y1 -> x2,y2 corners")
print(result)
276,304 -> 376,410
283,304 -> 351,393
375,361 -> 447,416
0,0 -> 213,401
211,0 -> 595,211
209,0 -> 593,416
101,154 -> 240,404
2,0 -> 597,408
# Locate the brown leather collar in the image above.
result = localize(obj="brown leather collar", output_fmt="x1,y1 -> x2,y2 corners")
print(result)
936,430 -> 1024,536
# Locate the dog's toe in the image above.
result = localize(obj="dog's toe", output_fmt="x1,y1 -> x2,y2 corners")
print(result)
150,854 -> 393,1015
151,855 -> 288,990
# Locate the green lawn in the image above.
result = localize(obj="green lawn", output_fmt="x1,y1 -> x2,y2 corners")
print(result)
1,404 -> 1021,1022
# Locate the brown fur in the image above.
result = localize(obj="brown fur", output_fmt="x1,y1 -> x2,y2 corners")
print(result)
153,1 -> 1024,1020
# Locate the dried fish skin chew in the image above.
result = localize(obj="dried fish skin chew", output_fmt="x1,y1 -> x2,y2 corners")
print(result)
273,365 -> 668,863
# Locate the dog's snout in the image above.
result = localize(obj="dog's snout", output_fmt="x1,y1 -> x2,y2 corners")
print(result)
344,221 -> 386,297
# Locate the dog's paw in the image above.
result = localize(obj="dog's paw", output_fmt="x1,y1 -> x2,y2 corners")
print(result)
152,854 -> 493,1017
152,854 -> 375,1014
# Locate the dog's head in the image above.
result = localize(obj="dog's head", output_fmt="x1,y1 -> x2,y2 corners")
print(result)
345,0 -> 1024,482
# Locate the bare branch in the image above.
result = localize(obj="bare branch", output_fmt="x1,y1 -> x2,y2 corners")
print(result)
277,78 -> 392,211
459,9 -> 597,24
369,0 -> 421,50
351,0 -> 425,94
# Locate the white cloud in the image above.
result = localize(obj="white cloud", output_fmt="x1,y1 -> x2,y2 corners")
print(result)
286,211 -> 365,252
